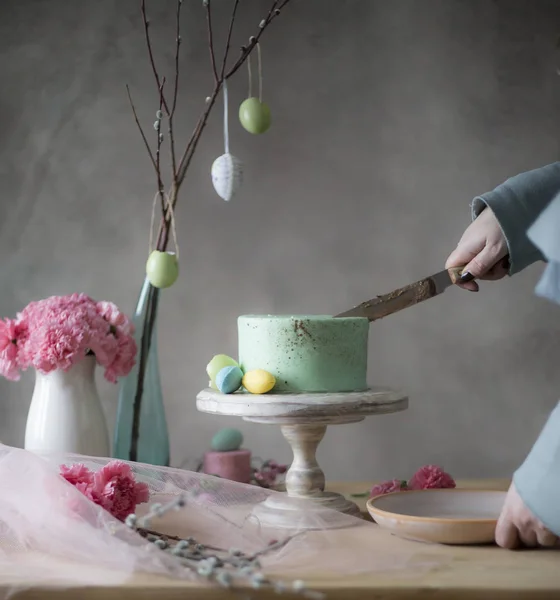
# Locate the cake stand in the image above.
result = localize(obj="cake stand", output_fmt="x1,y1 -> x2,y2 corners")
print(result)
196,387 -> 408,529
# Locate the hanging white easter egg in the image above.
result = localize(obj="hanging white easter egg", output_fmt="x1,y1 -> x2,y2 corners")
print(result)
211,153 -> 243,202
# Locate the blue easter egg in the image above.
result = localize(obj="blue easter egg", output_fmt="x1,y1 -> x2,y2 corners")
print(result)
211,428 -> 243,452
215,365 -> 243,394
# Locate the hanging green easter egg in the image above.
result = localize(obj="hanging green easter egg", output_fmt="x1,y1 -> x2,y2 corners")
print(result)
146,250 -> 179,289
239,97 -> 271,134
211,428 -> 243,452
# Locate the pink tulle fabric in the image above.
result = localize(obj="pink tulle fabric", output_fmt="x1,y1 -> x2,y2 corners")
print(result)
0,444 -> 447,597
60,461 -> 149,521
0,294 -> 136,383
370,465 -> 456,498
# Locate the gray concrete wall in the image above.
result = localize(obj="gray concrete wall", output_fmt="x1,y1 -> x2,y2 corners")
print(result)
1,0 -> 559,481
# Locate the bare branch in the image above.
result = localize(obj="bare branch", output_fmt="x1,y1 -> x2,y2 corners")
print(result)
141,0 -> 171,115
128,0 -> 294,464
155,78 -> 166,214
126,84 -> 157,172
226,0 -> 291,79
171,0 -> 183,118
205,0 -> 219,83
220,0 -> 240,78
155,0 -> 295,252
168,0 -> 183,181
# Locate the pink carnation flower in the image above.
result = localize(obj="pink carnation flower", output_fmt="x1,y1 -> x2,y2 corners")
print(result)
60,460 -> 149,521
96,301 -> 134,336
0,319 -> 17,353
0,319 -> 21,381
90,461 -> 150,521
408,465 -> 456,491
60,463 -> 94,487
103,333 -> 137,384
370,479 -> 408,498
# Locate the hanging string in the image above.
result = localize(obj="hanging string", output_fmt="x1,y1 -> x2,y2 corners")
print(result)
257,42 -> 263,102
148,191 -> 180,260
246,43 -> 263,101
223,79 -> 230,154
247,57 -> 253,99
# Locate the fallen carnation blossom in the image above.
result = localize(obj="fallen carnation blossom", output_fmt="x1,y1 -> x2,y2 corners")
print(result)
370,479 -> 408,498
60,460 -> 149,521
369,465 -> 456,498
408,464 -> 456,491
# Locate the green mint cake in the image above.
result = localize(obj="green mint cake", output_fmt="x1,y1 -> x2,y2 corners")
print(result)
238,315 -> 369,393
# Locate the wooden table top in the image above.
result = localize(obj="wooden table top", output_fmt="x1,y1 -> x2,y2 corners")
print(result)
6,479 -> 560,600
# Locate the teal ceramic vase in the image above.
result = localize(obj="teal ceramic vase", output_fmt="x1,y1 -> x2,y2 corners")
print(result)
113,277 -> 170,466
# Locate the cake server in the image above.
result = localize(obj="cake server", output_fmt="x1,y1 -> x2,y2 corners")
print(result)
334,266 -> 466,322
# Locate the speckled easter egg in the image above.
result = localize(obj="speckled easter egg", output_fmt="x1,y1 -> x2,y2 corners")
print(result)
211,153 -> 243,202
206,354 -> 239,388
215,365 -> 243,394
242,369 -> 276,395
239,98 -> 271,135
211,428 -> 243,452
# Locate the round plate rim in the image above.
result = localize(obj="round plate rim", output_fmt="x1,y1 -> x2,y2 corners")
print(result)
366,488 -> 507,524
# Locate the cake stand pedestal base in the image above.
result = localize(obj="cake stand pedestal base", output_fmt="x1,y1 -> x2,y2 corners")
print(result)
196,388 -> 408,530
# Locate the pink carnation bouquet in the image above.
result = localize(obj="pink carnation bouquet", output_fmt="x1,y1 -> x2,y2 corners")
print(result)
0,294 -> 136,383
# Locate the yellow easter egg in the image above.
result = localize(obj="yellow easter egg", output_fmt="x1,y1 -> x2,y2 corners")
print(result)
242,369 -> 276,395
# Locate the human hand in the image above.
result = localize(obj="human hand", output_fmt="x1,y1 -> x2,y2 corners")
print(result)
445,207 -> 509,291
495,483 -> 558,549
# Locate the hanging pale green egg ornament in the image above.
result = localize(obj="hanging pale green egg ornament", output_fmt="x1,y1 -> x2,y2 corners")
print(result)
146,250 -> 179,289
239,98 -> 271,135
239,41 -> 271,135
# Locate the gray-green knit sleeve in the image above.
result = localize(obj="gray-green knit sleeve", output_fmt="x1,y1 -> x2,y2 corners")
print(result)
471,162 -> 560,275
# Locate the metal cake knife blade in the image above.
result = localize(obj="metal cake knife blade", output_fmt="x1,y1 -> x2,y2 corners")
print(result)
334,266 -> 465,322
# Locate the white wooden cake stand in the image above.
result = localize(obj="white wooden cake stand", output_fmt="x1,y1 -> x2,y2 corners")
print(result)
196,387 -> 408,529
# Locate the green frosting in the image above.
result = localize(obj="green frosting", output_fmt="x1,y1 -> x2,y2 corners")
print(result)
238,315 -> 369,393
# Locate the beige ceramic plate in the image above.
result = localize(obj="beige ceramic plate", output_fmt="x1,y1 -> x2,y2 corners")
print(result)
366,489 -> 507,545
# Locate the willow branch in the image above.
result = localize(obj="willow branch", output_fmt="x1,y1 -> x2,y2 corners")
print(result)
205,0 -> 219,83
126,85 -> 157,173
168,0 -> 183,180
154,0 -> 294,252
226,0 -> 293,79
156,78 -> 166,213
141,0 -> 171,115
220,0 -> 240,78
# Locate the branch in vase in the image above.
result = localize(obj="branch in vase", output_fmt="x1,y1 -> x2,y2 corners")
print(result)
126,0 -> 294,461
225,0 -> 290,79
126,85 -> 157,173
168,0 -> 183,180
129,284 -> 160,462
204,0 -> 219,83
155,77 -> 167,213
141,0 -> 171,116
154,0 -> 294,252
220,0 -> 240,79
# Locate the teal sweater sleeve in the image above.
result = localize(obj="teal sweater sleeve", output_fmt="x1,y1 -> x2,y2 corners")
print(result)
471,162 -> 560,274
512,192 -> 560,534
514,402 -> 560,535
